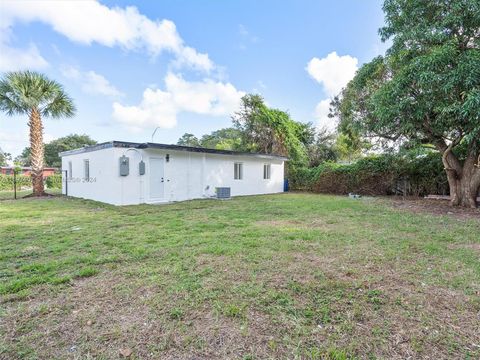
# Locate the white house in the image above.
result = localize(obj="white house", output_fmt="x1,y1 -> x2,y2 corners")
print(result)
59,141 -> 287,205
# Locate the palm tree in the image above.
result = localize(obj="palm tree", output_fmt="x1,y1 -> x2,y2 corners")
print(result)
0,71 -> 75,196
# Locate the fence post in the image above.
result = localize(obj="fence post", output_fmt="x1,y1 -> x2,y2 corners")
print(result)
13,168 -> 17,200
64,170 -> 68,196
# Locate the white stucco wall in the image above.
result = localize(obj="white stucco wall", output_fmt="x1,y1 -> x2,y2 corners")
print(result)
62,146 -> 285,205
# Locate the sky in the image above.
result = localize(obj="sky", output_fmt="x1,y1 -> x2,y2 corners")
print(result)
0,0 -> 387,158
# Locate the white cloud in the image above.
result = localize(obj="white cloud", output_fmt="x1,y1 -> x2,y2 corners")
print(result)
306,52 -> 358,130
83,71 -> 124,98
314,99 -> 336,131
61,66 -> 124,98
112,73 -> 245,130
0,129 -> 30,157
306,51 -> 358,97
1,0 -> 214,72
0,42 -> 48,71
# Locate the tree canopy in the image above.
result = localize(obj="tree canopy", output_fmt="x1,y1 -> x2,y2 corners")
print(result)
177,133 -> 201,148
16,134 -> 96,168
199,128 -> 243,150
232,94 -> 309,164
334,0 -> 480,207
0,71 -> 75,118
177,128 -> 243,150
177,94 -> 334,168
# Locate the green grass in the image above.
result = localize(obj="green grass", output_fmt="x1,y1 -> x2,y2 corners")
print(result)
0,188 -> 61,200
0,193 -> 478,359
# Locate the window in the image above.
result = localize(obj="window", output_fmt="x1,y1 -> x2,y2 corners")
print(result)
68,161 -> 73,179
234,162 -> 243,180
84,159 -> 89,181
263,164 -> 271,180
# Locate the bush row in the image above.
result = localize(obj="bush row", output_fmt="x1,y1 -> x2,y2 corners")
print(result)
0,174 -> 63,191
0,174 -> 32,191
289,151 -> 448,196
45,174 -> 62,189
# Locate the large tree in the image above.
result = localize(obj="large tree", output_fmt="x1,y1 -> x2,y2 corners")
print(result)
177,129 -> 243,150
199,128 -> 243,150
177,133 -> 201,147
334,0 -> 480,207
16,134 -> 96,168
304,128 -> 338,167
0,71 -> 75,196
232,94 -> 308,164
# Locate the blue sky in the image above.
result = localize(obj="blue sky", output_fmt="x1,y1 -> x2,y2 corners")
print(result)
0,0 -> 386,157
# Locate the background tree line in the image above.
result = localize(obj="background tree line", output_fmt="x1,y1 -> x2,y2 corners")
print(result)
3,0 -> 478,206
177,94 -> 347,169
176,0 -> 479,207
14,134 -> 96,168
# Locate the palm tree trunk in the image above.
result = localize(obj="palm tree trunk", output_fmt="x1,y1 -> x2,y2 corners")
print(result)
29,107 -> 45,196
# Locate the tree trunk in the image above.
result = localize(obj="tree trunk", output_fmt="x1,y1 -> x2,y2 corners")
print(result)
439,143 -> 479,208
29,107 -> 45,196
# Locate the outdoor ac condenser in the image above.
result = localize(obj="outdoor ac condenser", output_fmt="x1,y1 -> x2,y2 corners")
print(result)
215,187 -> 231,199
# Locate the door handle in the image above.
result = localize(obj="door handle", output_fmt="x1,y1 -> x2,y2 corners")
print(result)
161,177 -> 164,183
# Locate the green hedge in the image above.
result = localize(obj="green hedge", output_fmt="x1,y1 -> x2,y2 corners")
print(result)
0,174 -> 32,191
290,151 -> 448,196
0,174 -> 62,191
45,174 -> 62,189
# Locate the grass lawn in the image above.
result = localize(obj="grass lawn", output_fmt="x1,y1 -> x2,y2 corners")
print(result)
0,188 -> 61,200
0,193 -> 479,359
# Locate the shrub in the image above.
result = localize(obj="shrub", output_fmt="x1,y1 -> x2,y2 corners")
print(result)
0,174 -> 32,191
45,174 -> 62,189
290,151 -> 448,196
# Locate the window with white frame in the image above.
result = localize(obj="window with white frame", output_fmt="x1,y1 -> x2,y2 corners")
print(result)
234,162 -> 243,180
68,161 -> 73,179
84,159 -> 89,181
263,163 -> 271,179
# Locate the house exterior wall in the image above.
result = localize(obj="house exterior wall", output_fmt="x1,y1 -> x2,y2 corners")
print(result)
62,146 -> 284,205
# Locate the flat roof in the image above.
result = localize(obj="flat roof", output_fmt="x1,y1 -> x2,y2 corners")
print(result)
59,141 -> 288,160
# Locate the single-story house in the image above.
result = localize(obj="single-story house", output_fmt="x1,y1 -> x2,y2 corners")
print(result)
0,166 -> 57,177
59,141 -> 287,205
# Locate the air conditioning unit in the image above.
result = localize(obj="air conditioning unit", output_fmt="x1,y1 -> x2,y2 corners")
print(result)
215,187 -> 231,199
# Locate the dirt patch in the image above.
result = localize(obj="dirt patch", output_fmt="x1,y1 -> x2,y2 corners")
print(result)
447,243 -> 480,253
22,193 -> 58,199
255,219 -> 304,227
255,219 -> 330,230
386,197 -> 480,220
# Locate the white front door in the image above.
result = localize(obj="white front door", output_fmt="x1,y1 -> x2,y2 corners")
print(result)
149,157 -> 165,199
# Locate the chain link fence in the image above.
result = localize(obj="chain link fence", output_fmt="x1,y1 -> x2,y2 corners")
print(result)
0,168 -> 63,200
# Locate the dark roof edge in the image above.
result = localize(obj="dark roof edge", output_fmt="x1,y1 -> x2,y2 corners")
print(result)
138,142 -> 288,160
58,141 -> 115,156
59,140 -> 288,160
